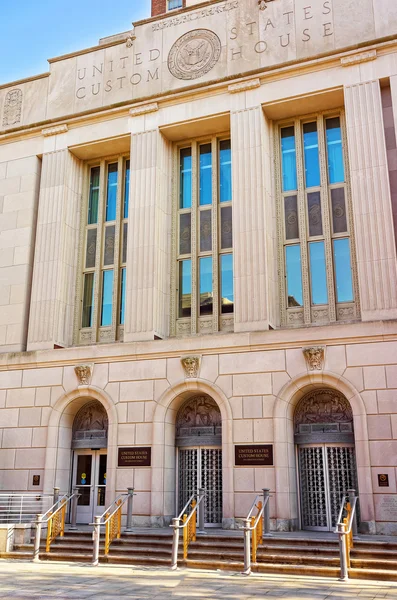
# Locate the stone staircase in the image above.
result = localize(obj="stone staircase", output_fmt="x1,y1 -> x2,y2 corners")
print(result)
3,530 -> 397,580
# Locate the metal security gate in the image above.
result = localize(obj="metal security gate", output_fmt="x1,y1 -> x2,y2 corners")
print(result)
178,447 -> 222,527
298,444 -> 357,531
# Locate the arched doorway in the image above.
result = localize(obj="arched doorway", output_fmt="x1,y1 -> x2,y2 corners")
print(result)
71,401 -> 109,523
294,388 -> 358,531
176,394 -> 222,527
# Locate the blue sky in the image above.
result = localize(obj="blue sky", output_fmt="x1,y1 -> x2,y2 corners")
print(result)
0,0 -> 152,85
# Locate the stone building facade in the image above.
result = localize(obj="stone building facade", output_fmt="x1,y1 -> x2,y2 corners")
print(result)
0,0 -> 397,534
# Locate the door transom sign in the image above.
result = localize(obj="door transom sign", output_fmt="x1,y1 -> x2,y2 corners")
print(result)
72,401 -> 109,449
294,388 -> 354,445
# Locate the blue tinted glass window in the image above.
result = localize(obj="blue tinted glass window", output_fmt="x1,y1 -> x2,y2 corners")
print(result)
286,245 -> 303,307
221,254 -> 233,314
106,164 -> 118,221
200,256 -> 213,316
333,238 -> 354,302
82,273 -> 95,328
179,260 -> 191,318
281,127 -> 297,192
309,241 -> 328,305
88,167 -> 100,224
124,160 -> 130,219
220,140 -> 232,203
101,269 -> 114,326
326,118 -> 345,184
120,268 -> 126,325
180,148 -> 192,209
199,144 -> 212,206
303,122 -> 320,188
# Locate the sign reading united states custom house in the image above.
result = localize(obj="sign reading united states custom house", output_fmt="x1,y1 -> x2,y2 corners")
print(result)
118,447 -> 152,467
235,445 -> 274,466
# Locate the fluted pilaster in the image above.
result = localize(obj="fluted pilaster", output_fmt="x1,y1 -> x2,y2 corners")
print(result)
344,80 -> 397,321
27,150 -> 83,350
124,129 -> 171,341
231,106 -> 275,332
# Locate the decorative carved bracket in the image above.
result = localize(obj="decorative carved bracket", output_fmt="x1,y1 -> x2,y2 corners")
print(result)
129,103 -> 159,117
74,364 -> 93,386
258,0 -> 275,10
302,346 -> 325,371
228,78 -> 261,94
181,355 -> 201,378
42,124 -> 68,137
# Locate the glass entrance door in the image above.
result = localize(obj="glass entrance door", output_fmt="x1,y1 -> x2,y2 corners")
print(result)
298,444 -> 357,531
177,447 -> 222,527
73,450 -> 107,524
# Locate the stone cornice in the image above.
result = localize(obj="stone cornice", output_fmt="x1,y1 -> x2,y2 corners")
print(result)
1,320 -> 397,371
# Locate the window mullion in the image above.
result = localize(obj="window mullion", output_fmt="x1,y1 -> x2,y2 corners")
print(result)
212,137 -> 219,333
275,128 -> 288,326
110,156 -> 123,341
170,146 -> 179,337
91,159 -> 106,340
295,120 -> 311,324
191,142 -> 198,334
318,114 -> 336,322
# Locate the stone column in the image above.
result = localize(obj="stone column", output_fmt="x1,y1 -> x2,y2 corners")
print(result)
231,106 -> 276,332
27,149 -> 83,350
124,128 -> 172,342
344,80 -> 397,321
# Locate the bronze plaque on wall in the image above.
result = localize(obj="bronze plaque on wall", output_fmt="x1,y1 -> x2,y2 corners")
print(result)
378,474 -> 390,487
235,445 -> 273,466
32,475 -> 40,486
118,447 -> 151,467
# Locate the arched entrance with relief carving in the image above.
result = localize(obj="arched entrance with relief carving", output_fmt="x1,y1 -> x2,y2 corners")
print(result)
176,394 -> 222,527
71,401 -> 108,523
295,388 -> 358,531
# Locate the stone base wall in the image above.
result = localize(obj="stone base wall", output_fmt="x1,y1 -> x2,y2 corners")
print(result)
0,323 -> 396,533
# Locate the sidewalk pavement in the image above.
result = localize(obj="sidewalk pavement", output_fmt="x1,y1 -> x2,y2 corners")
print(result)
0,559 -> 396,600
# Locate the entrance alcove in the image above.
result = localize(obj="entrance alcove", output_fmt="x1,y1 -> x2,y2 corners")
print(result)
273,374 -> 374,533
151,381 -> 233,528
43,389 -> 117,524
293,388 -> 358,531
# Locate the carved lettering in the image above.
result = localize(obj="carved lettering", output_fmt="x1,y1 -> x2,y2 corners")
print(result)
135,53 -> 143,66
147,68 -> 159,82
302,28 -> 311,42
92,83 -> 100,96
78,68 -> 86,80
280,33 -> 291,47
120,56 -> 129,68
303,6 -> 313,19
284,11 -> 294,25
150,48 -> 160,61
246,21 -> 256,35
231,47 -> 243,59
230,26 -> 238,40
131,73 -> 142,85
76,87 -> 86,99
323,0 -> 331,14
255,40 -> 268,53
93,64 -> 103,77
264,18 -> 275,30
323,22 -> 333,36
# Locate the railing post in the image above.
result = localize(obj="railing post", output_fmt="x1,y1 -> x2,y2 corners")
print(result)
53,487 -> 60,507
347,488 -> 358,537
337,522 -> 348,581
92,516 -> 101,566
171,518 -> 180,570
198,488 -> 205,533
126,488 -> 134,532
243,518 -> 251,575
33,514 -> 43,563
69,488 -> 79,530
262,488 -> 271,536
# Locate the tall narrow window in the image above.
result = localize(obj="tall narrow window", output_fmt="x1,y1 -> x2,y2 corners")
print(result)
277,113 -> 358,326
77,155 -> 130,344
174,137 -> 233,336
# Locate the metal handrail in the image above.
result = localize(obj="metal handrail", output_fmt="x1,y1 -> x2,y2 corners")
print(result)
92,488 -> 136,566
33,492 -> 79,562
0,493 -> 56,524
170,489 -> 206,569
335,489 -> 358,581
242,489 -> 272,576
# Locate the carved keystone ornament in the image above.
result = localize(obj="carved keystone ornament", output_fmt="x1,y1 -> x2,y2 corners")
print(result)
74,364 -> 93,386
181,356 -> 201,378
302,346 -> 325,371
